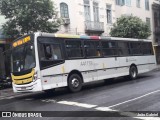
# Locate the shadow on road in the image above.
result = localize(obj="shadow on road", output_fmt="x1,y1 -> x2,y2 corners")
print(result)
14,73 -> 154,100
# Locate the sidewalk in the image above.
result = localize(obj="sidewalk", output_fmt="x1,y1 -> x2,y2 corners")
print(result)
0,88 -> 19,99
155,64 -> 160,71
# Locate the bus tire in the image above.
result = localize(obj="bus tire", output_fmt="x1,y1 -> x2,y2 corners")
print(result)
68,74 -> 82,92
129,65 -> 138,80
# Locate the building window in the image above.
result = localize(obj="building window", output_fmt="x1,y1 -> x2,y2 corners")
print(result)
145,0 -> 149,10
84,0 -> 91,21
60,3 -> 69,18
116,0 -> 125,5
136,0 -> 140,8
126,0 -> 131,6
93,1 -> 99,22
106,4 -> 112,24
116,0 -> 131,6
154,12 -> 158,27
146,17 -> 150,29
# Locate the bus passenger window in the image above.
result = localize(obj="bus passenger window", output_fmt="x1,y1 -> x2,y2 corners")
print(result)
84,41 -> 100,57
96,50 -> 101,57
65,40 -> 83,58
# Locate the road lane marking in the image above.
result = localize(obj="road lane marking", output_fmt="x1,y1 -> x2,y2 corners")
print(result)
41,99 -> 57,103
57,101 -> 160,120
95,107 -> 117,111
41,89 -> 160,119
6,96 -> 15,99
95,107 -> 160,120
57,101 -> 97,108
134,117 -> 160,120
107,89 -> 160,108
41,99 -> 160,119
0,96 -> 15,100
0,98 -> 4,100
25,98 -> 34,101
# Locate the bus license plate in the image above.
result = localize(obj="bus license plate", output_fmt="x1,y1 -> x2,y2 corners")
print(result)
21,87 -> 26,90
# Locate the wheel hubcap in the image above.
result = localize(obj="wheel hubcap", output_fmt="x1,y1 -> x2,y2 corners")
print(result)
71,78 -> 79,88
131,68 -> 136,78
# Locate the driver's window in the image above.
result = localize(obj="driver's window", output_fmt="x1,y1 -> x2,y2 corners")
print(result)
44,45 -> 52,59
51,44 -> 62,60
38,43 -> 63,69
41,44 -> 62,60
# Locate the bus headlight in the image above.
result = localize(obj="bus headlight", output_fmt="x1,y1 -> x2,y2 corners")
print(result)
33,71 -> 38,81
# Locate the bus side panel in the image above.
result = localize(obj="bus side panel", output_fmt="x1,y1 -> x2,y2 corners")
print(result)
136,56 -> 155,74
116,57 -> 130,76
65,60 -> 96,83
96,58 -> 120,80
40,64 -> 65,90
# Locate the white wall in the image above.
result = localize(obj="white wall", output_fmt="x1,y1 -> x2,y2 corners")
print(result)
54,0 -> 154,38
53,0 -> 116,35
0,0 -> 156,39
53,0 -> 85,34
115,0 -> 154,40
0,15 -> 6,29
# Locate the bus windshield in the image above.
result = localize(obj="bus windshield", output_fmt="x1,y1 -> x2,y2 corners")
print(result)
11,43 -> 36,73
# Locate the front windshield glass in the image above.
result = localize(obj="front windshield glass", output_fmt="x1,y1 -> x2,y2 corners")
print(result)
12,43 -> 36,73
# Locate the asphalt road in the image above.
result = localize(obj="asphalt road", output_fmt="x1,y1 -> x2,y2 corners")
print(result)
0,70 -> 160,120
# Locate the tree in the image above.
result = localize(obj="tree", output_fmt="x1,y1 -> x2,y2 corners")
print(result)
0,0 -> 61,38
110,15 -> 151,39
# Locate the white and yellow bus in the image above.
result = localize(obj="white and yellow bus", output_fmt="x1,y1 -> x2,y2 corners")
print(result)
11,32 -> 156,93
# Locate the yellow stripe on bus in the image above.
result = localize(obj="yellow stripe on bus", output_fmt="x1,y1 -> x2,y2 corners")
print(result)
62,66 -> 65,73
103,63 -> 105,69
12,69 -> 35,85
13,77 -> 33,85
55,34 -> 80,38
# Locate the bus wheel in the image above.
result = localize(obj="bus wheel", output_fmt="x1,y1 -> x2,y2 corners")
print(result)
129,65 -> 138,80
68,74 -> 82,92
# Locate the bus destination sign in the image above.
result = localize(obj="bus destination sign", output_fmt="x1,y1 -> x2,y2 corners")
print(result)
12,36 -> 31,48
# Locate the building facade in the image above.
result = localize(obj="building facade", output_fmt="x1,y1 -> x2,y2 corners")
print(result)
0,16 -> 10,77
0,30 -> 6,77
54,0 -> 160,64
152,0 -> 160,64
0,0 -> 160,64
54,0 -> 154,37
115,0 -> 153,39
54,0 -> 116,36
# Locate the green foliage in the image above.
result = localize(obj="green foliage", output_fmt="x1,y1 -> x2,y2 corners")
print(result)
0,0 -> 61,38
110,15 -> 151,39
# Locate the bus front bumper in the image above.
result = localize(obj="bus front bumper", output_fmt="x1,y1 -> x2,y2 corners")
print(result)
12,79 -> 42,93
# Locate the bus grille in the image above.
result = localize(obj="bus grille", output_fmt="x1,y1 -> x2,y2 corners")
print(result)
12,69 -> 35,85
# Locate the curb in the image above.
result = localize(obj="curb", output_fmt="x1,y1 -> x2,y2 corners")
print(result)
154,68 -> 160,71
0,88 -> 42,100
0,88 -> 15,99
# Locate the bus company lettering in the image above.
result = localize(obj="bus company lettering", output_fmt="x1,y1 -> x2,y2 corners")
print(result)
81,61 -> 93,66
